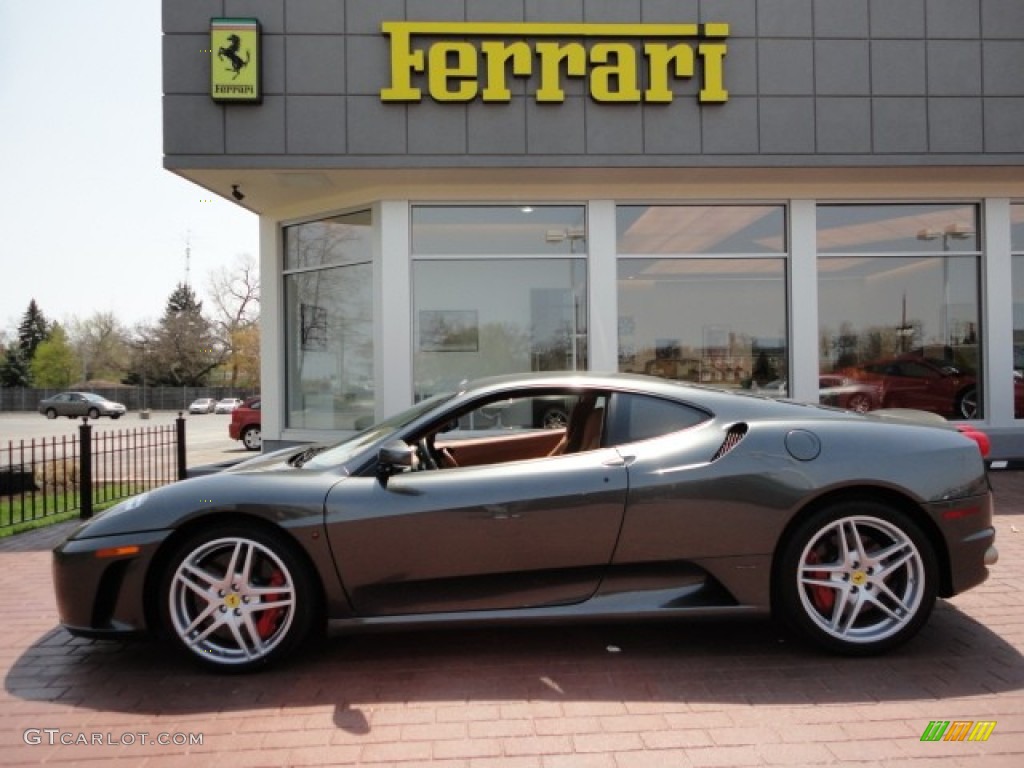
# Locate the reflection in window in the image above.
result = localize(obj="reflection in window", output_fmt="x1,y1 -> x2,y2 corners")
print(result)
412,259 -> 588,400
617,205 -> 786,254
285,210 -> 372,270
617,258 -> 788,392
412,206 -> 586,255
817,204 -> 982,419
817,204 -> 978,254
283,211 -> 374,430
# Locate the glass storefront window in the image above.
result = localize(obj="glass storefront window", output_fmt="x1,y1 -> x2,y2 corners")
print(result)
284,212 -> 374,430
411,205 -> 588,401
617,258 -> 788,391
1012,203 -> 1024,418
412,205 -> 586,255
412,259 -> 587,400
617,205 -> 786,254
817,204 -> 982,419
285,210 -> 372,270
616,205 -> 789,393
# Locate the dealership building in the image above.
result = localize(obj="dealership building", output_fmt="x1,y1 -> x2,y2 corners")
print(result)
163,1 -> 1024,456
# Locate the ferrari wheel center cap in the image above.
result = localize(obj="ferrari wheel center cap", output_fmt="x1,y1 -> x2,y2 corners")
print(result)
850,571 -> 868,587
224,593 -> 241,609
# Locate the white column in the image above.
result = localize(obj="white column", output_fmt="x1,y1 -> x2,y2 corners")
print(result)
982,199 -> 1013,426
789,200 -> 819,402
259,215 -> 282,442
375,200 -> 413,420
587,200 -> 619,372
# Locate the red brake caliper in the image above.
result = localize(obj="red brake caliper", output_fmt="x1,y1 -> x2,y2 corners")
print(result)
255,569 -> 286,639
806,549 -> 835,614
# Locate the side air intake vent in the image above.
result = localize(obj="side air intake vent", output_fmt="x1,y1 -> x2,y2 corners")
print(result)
711,423 -> 748,462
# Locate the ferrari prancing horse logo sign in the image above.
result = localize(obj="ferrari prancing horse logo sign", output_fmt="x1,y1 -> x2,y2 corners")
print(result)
210,18 -> 261,103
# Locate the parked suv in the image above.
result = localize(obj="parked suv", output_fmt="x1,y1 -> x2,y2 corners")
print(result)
229,397 -> 261,451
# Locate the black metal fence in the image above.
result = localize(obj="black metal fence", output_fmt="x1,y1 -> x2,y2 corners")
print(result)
0,416 -> 187,534
0,386 -> 259,413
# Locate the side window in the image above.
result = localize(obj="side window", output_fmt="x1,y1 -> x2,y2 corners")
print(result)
608,393 -> 709,445
417,390 -> 609,471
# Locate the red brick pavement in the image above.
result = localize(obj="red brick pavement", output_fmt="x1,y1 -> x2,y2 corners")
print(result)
1,475 -> 1023,766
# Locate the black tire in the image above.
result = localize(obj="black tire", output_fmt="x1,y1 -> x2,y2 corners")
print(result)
87,407 -> 100,419
776,500 -> 937,655
956,388 -> 978,419
45,408 -> 57,419
157,524 -> 318,672
241,425 -> 262,451
541,408 -> 569,429
111,414 -> 121,420
845,393 -> 872,413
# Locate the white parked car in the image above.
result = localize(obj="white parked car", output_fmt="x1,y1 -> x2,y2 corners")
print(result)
214,397 -> 244,414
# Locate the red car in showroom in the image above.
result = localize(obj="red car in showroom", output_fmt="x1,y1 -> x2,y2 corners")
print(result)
228,396 -> 261,451
839,355 -> 1024,419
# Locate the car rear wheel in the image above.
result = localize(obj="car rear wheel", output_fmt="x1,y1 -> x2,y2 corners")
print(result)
158,526 -> 317,672
45,408 -> 57,419
777,501 -> 937,655
241,425 -> 261,451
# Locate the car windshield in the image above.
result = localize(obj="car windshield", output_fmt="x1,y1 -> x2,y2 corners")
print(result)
303,391 -> 456,470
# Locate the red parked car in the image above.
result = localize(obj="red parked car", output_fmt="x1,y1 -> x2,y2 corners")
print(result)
228,397 -> 261,451
839,355 -> 1024,419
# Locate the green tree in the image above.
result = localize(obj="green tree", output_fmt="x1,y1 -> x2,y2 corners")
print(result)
0,347 -> 31,387
17,299 -> 50,359
30,324 -> 77,387
140,283 -> 223,386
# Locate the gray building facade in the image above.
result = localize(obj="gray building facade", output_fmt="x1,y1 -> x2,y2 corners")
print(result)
163,0 -> 1024,456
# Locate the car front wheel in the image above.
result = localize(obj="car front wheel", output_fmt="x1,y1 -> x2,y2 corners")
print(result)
158,526 -> 317,672
241,425 -> 261,451
957,388 -> 978,419
776,501 -> 937,655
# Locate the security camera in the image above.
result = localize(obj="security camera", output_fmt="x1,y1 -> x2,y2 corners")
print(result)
231,184 -> 245,201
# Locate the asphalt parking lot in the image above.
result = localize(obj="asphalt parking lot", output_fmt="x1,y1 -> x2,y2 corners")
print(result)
0,454 -> 1021,765
0,410 -> 253,470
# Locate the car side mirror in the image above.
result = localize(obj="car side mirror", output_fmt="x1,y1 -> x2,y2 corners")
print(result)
377,440 -> 416,478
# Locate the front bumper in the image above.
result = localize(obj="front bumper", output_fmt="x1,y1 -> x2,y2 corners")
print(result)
52,529 -> 172,637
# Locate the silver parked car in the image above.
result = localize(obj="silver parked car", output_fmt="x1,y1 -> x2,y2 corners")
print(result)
188,398 -> 217,414
38,392 -> 126,420
53,372 -> 996,672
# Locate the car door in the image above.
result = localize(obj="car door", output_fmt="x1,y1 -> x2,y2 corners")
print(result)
324,446 -> 628,617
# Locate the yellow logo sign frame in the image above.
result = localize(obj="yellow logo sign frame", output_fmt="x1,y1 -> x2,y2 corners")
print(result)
211,18 -> 261,103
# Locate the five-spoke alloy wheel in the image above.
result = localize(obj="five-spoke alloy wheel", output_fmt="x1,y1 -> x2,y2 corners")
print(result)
159,526 -> 316,671
777,501 -> 937,654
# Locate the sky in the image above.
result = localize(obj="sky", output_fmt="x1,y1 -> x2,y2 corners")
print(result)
0,0 -> 258,338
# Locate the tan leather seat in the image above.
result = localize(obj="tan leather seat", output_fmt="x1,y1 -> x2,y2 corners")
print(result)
549,394 -> 604,455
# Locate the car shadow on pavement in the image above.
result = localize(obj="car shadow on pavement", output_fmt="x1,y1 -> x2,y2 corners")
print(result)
5,607 -> 1022,733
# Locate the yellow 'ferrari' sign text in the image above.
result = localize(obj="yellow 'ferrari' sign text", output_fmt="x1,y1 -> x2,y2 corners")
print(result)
381,21 -> 729,105
211,18 -> 261,103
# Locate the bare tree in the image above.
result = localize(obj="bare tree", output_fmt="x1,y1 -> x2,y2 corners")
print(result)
67,311 -> 131,383
208,254 -> 260,388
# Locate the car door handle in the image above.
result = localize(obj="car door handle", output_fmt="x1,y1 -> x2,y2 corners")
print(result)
603,455 -> 636,467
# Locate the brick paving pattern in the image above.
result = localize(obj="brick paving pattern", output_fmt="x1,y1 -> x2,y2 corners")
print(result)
1,474 -> 1022,766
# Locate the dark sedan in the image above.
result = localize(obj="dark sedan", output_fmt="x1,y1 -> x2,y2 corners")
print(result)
53,372 -> 997,672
